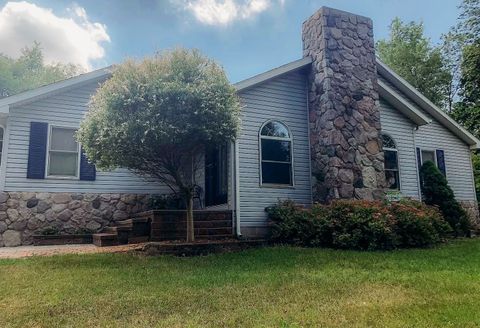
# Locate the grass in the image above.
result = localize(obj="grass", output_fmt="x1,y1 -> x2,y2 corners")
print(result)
1,240 -> 480,327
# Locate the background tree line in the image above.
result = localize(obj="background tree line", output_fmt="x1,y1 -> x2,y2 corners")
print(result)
377,0 -> 480,204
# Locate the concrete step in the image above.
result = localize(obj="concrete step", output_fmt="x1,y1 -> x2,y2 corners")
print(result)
117,217 -> 150,227
93,233 -> 119,247
103,226 -> 132,234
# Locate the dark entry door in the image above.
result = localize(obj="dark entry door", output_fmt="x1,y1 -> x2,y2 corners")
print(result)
205,144 -> 228,207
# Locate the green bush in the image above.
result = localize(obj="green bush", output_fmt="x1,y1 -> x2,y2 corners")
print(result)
148,194 -> 186,210
419,161 -> 471,236
266,199 -> 451,250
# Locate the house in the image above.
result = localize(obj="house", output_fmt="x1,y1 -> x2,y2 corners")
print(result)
0,7 -> 478,247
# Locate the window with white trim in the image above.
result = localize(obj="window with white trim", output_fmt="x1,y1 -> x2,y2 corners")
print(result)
260,121 -> 293,186
421,150 -> 436,166
382,134 -> 400,190
47,127 -> 80,177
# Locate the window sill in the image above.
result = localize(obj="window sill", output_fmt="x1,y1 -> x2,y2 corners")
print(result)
45,175 -> 79,180
260,184 -> 295,189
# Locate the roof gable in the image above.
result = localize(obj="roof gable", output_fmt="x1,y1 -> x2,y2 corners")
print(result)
0,67 -> 112,112
376,59 -> 480,149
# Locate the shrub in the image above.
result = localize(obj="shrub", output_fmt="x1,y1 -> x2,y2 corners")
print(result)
419,161 -> 471,236
266,199 -> 451,250
149,194 -> 186,210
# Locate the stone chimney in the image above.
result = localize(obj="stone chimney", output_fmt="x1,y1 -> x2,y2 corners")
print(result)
303,7 -> 385,202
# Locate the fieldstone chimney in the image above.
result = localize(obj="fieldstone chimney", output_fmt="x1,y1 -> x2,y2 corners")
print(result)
303,7 -> 385,202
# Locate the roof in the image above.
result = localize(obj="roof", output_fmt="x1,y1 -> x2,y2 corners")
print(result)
0,66 -> 112,113
0,56 -> 478,149
234,57 -> 480,149
376,59 -> 480,149
234,57 -> 312,92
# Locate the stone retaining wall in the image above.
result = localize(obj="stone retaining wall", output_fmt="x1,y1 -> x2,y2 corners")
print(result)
0,192 -> 152,247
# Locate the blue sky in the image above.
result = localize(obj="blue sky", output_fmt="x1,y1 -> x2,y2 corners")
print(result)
0,0 -> 462,82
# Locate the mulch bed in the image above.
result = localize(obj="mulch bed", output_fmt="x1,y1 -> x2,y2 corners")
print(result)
135,238 -> 269,257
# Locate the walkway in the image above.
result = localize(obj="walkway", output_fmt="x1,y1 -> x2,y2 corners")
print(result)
0,244 -> 142,259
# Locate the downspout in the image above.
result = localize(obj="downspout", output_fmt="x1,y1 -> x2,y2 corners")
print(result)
234,139 -> 242,237
413,125 -> 422,200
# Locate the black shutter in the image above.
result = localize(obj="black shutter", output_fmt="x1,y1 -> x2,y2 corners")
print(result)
436,149 -> 446,176
79,148 -> 96,181
416,147 -> 423,186
27,122 -> 48,179
416,147 -> 422,169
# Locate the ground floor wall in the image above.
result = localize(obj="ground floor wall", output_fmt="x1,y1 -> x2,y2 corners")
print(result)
0,192 -> 152,247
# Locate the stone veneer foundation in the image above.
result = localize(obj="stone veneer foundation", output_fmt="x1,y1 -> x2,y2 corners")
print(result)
303,7 -> 386,202
0,192 -> 152,247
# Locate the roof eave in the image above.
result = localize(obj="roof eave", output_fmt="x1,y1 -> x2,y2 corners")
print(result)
376,58 -> 480,149
234,57 -> 312,92
377,80 -> 430,126
0,66 -> 113,109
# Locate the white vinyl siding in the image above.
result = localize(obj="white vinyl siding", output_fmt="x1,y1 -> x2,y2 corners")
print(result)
4,79 -> 170,194
237,71 -> 311,228
379,99 -> 419,198
379,74 -> 477,201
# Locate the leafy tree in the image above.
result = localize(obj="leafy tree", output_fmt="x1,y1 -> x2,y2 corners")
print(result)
0,42 -> 79,98
446,0 -> 480,207
377,18 -> 452,108
77,49 -> 240,242
473,153 -> 480,203
419,161 -> 471,236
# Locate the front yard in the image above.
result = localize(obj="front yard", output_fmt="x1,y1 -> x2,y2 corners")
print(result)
1,239 -> 480,327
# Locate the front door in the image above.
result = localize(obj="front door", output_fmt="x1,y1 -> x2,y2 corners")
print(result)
205,144 -> 228,207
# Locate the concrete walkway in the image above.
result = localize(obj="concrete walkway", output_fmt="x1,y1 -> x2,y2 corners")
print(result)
0,244 -> 143,259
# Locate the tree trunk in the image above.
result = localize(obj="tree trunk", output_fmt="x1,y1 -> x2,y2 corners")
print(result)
186,195 -> 195,242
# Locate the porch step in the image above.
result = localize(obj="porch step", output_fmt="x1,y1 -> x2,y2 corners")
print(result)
94,216 -> 152,247
151,234 -> 233,242
93,233 -> 119,247
103,226 -> 132,234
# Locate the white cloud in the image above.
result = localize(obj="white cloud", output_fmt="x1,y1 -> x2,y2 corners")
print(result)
183,0 -> 283,26
0,1 -> 110,71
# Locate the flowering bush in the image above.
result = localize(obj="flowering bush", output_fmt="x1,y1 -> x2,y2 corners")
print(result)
266,199 -> 451,250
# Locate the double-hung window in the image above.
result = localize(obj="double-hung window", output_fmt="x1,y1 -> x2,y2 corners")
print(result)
47,126 -> 80,178
260,121 -> 293,186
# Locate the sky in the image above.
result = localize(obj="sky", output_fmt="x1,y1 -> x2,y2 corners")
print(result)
0,0 -> 462,83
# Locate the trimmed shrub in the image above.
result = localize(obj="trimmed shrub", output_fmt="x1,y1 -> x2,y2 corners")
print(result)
419,161 -> 471,236
267,199 -> 451,250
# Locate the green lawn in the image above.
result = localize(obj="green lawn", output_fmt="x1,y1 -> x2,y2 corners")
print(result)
1,240 -> 480,327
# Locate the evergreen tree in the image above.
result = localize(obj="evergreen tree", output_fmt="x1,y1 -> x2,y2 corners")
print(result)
420,161 -> 471,236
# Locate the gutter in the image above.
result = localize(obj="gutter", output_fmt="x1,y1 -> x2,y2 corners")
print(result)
234,139 -> 242,237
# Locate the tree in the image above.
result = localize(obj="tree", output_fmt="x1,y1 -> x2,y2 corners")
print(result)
0,42 -> 79,98
377,18 -> 452,108
446,0 -> 480,208
77,49 -> 240,242
419,161 -> 471,236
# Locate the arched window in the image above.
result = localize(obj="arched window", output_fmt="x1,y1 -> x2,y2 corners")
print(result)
382,133 -> 400,190
259,121 -> 293,186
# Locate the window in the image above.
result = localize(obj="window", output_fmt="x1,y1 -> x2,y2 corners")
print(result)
260,121 -> 293,186
421,150 -> 436,166
382,134 -> 400,190
47,127 -> 79,177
